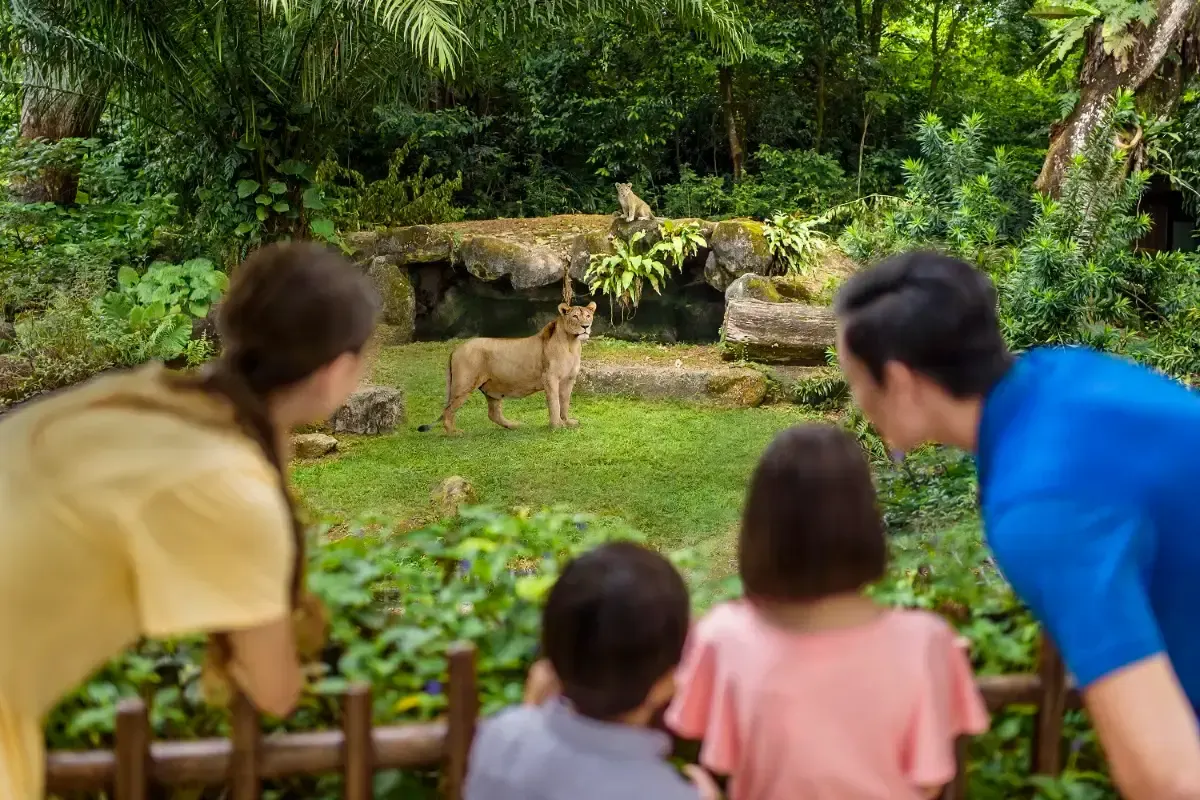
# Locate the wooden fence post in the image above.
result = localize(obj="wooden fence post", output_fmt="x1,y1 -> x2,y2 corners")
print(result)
343,683 -> 375,800
114,698 -> 150,800
1031,632 -> 1068,776
938,735 -> 970,800
444,643 -> 479,800
230,691 -> 262,800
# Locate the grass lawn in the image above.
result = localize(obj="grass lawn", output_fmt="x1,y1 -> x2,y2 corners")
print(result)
292,338 -> 817,561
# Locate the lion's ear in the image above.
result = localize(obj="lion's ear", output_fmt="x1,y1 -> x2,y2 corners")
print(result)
557,303 -> 570,315
586,302 -> 597,311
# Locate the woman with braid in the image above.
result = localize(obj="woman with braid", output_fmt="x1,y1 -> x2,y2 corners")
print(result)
0,242 -> 379,800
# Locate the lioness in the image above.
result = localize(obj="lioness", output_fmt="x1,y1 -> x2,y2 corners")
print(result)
417,302 -> 597,434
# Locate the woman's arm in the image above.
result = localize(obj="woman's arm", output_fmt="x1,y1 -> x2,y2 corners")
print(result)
227,618 -> 304,717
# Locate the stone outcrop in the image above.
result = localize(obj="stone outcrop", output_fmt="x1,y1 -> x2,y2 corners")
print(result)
330,385 -> 406,434
703,220 -> 775,292
345,214 -> 816,295
720,273 -> 838,365
366,256 -> 416,344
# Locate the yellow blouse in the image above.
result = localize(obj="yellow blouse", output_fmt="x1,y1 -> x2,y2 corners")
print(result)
0,364 -> 294,800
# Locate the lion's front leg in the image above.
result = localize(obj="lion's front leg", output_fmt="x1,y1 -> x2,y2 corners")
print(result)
545,375 -> 563,429
559,377 -> 579,427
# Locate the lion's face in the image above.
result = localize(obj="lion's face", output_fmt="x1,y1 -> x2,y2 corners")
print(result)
558,302 -> 597,341
616,182 -> 632,197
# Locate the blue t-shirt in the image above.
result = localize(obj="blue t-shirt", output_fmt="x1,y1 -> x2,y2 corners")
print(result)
977,345 -> 1200,711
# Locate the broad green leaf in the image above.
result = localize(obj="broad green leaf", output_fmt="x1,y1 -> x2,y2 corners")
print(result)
117,266 -> 139,288
267,181 -> 287,195
310,218 -> 337,238
236,179 -> 259,199
303,187 -> 326,210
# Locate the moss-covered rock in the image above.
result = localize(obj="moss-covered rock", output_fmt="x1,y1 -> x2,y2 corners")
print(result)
457,235 -> 566,290
705,367 -> 768,407
703,220 -> 775,291
377,225 -> 454,263
366,256 -> 416,343
344,231 -> 380,257
568,230 -> 614,283
608,217 -> 663,248
0,354 -> 32,405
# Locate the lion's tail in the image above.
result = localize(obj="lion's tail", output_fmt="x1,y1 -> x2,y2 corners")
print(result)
416,356 -> 453,432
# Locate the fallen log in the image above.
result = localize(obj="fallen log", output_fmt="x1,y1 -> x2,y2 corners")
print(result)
720,273 -> 837,365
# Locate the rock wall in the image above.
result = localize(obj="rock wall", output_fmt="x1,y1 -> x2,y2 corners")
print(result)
347,214 -> 803,345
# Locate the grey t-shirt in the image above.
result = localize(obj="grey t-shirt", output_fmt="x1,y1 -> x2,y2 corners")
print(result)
464,698 -> 700,800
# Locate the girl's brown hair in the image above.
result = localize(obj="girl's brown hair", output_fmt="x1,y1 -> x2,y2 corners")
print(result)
738,423 -> 886,602
176,241 -> 380,606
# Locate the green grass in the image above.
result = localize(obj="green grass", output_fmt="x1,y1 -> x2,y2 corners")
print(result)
292,339 -> 815,556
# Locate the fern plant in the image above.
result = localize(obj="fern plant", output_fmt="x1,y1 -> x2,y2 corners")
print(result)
764,214 -> 832,275
95,259 -> 227,364
1029,0 -> 1158,74
585,221 -> 706,322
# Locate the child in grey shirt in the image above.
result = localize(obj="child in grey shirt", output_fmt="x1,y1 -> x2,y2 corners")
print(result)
464,542 -> 718,800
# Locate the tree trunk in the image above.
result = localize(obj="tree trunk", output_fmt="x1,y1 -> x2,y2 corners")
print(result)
1035,0 -> 1198,197
15,61 -> 106,204
721,274 -> 837,365
815,42 -> 827,152
719,66 -> 744,181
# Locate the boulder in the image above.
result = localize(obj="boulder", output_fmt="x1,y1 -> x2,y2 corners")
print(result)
377,225 -> 454,263
720,273 -> 837,365
344,231 -> 380,257
608,217 -> 663,248
330,385 -> 406,435
0,319 -> 14,345
704,220 -> 774,292
568,230 -> 614,284
431,476 -> 478,518
705,368 -> 769,407
457,235 -> 566,290
366,256 -> 416,343
291,432 -> 339,459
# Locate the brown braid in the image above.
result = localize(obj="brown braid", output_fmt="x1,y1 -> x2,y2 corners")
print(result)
173,242 -> 379,700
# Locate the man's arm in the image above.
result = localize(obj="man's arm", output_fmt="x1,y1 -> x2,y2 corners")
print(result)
988,500 -> 1200,799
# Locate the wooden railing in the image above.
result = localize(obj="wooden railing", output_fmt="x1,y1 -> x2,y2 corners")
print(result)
46,636 -> 1077,799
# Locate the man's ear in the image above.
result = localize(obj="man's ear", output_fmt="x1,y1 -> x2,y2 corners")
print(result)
557,303 -> 569,315
586,301 -> 597,311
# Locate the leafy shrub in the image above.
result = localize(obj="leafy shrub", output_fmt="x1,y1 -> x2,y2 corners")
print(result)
0,134 -> 182,318
585,221 -> 706,320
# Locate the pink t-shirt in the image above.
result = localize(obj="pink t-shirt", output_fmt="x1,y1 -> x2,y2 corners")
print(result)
665,601 -> 990,800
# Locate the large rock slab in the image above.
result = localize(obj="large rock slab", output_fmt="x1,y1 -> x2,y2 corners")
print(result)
457,235 -> 566,290
366,256 -> 416,343
576,362 -> 767,407
720,273 -> 837,365
330,385 -> 406,434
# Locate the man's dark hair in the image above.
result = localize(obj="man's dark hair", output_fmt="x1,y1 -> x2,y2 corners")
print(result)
833,250 -> 1013,397
542,541 -> 690,720
739,424 -> 885,601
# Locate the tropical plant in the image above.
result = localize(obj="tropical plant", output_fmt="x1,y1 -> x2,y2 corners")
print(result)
585,221 -> 706,321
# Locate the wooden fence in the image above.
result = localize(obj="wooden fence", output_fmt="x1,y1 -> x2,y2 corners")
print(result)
46,636 -> 1079,800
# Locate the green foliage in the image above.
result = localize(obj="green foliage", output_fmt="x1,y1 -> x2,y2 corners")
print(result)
1002,93 -> 1200,376
1029,0 -> 1157,74
0,134 -> 181,316
585,221 -> 705,320
838,113 -> 1036,268
314,138 -> 466,238
93,259 -> 227,365
46,507 -> 647,771
763,213 -> 834,275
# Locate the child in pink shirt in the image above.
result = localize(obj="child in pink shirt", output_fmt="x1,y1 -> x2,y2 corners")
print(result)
665,423 -> 990,800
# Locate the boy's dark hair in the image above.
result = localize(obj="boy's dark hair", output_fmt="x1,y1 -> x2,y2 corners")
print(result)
833,250 -> 1013,397
739,424 -> 885,602
542,541 -> 690,720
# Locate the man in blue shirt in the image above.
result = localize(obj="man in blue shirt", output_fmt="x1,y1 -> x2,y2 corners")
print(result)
833,250 -> 1200,800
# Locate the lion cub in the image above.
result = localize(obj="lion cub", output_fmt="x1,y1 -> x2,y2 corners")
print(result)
417,302 -> 597,435
616,183 -> 654,222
